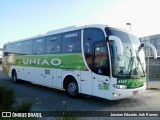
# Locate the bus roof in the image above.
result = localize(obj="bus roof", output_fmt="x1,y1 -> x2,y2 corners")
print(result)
4,24 -> 107,45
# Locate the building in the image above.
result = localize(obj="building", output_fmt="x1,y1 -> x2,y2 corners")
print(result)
139,34 -> 160,57
140,34 -> 160,79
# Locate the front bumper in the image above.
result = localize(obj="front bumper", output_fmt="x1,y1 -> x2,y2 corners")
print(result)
108,84 -> 146,100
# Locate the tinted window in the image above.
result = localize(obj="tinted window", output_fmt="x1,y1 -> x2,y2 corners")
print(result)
93,42 -> 109,75
14,42 -> 23,54
128,33 -> 140,45
61,30 -> 81,53
83,28 -> 109,76
83,28 -> 105,54
5,44 -> 14,53
83,28 -> 105,67
94,45 -> 107,66
3,45 -> 6,51
33,38 -> 45,54
23,40 -> 33,54
45,34 -> 61,53
106,27 -> 130,43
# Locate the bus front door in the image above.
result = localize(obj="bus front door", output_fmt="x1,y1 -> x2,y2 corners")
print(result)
92,42 -> 110,98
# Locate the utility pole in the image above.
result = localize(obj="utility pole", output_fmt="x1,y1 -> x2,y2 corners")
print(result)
147,48 -> 150,89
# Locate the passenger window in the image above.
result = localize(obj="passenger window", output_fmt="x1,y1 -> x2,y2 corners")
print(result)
61,30 -> 81,53
23,40 -> 33,54
45,34 -> 61,53
6,44 -> 14,53
3,45 -> 6,52
15,42 -> 23,54
33,38 -> 45,54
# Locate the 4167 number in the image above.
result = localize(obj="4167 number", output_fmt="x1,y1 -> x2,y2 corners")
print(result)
118,80 -> 127,84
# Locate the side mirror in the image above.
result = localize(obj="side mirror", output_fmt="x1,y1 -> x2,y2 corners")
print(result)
141,43 -> 157,59
109,36 -> 123,56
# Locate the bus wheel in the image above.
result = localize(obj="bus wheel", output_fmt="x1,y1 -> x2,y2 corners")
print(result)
66,79 -> 79,98
12,70 -> 18,83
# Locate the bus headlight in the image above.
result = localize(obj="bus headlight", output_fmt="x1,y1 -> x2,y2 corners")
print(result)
113,84 -> 127,89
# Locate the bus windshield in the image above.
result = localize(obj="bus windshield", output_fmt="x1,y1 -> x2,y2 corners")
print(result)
106,27 -> 145,78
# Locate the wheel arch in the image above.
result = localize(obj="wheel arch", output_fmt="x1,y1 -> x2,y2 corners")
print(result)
11,69 -> 16,77
63,74 -> 80,93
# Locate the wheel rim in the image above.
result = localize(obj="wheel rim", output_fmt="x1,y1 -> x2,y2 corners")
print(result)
68,82 -> 77,95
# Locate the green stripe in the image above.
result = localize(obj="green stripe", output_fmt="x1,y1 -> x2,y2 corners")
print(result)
7,53 -> 86,70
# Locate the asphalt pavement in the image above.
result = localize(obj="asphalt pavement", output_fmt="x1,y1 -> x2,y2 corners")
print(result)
148,80 -> 160,89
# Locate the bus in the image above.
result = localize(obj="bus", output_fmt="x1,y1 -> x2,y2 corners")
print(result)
2,24 -> 157,100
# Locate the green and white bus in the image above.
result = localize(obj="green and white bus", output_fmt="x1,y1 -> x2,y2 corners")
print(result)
2,24 -> 157,100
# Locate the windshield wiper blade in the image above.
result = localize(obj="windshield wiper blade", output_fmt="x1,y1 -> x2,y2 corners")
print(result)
128,49 -> 135,78
129,48 -> 146,78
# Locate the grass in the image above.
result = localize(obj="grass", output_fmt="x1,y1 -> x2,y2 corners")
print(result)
0,84 -> 15,110
15,99 -> 32,112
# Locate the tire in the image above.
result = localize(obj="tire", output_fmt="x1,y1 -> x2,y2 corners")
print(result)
66,78 -> 79,98
12,70 -> 18,83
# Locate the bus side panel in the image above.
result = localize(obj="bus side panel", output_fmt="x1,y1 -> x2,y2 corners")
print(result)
9,66 -> 37,82
27,67 -> 37,82
92,72 -> 110,99
16,66 -> 26,80
51,69 -> 57,87
80,71 -> 92,95
56,69 -> 62,89
31,68 -> 54,87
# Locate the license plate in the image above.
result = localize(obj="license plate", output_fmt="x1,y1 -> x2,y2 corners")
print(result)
133,91 -> 138,95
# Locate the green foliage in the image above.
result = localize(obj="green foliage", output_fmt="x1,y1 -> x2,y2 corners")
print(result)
0,85 -> 15,110
0,84 -> 33,113
15,99 -> 32,112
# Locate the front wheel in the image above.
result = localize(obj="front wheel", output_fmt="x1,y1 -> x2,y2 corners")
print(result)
66,79 -> 79,98
12,70 -> 18,83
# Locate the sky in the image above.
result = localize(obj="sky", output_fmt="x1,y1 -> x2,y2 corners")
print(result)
1,0 -> 160,53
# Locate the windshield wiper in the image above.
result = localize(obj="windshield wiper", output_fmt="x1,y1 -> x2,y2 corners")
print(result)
128,48 -> 145,78
128,49 -> 135,78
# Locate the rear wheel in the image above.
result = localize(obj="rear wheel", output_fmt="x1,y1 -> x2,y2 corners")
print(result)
66,78 -> 79,98
12,70 -> 18,83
